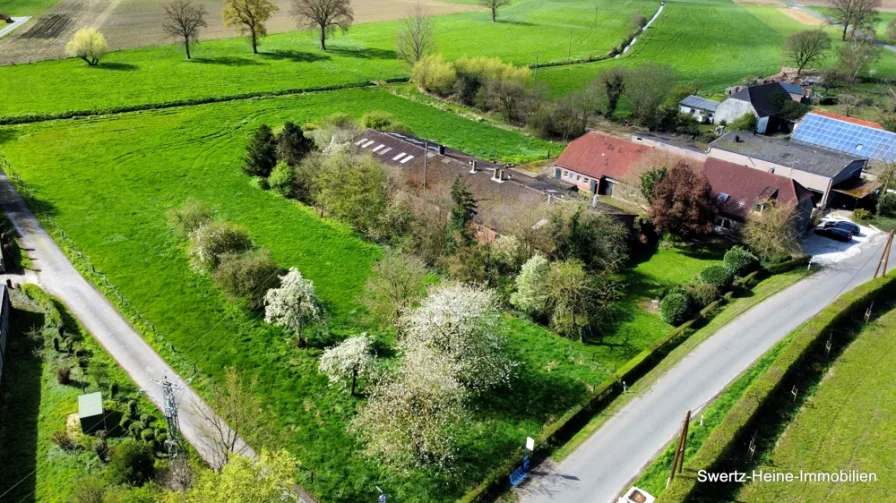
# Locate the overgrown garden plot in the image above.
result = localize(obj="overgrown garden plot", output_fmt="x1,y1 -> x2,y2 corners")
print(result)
0,89 -> 725,502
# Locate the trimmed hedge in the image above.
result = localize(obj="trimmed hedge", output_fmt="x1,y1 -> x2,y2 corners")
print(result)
699,264 -> 734,290
660,273 -> 896,503
661,293 -> 691,325
723,246 -> 758,276
763,254 -> 810,275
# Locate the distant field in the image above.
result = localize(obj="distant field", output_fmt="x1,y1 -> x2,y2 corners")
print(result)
0,0 -> 60,17
0,88 -> 701,502
814,6 -> 896,41
735,306 -> 896,502
535,0 -> 896,98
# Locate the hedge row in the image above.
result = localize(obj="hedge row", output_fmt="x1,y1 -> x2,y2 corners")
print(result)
763,254 -> 811,275
660,272 -> 896,503
0,78 -> 410,125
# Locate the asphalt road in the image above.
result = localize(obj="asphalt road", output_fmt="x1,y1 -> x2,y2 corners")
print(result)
520,231 -> 895,503
0,169 -> 252,469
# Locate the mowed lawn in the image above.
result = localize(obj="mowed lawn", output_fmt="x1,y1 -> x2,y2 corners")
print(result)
0,89 -> 695,502
735,306 -> 896,502
0,0 -> 61,16
0,0 -> 656,119
536,0 -> 896,98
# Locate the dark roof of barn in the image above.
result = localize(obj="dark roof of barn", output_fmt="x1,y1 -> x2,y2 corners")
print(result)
728,83 -> 802,118
679,95 -> 720,112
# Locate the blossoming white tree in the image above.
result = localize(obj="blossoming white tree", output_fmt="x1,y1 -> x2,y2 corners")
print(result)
399,283 -> 515,393
351,345 -> 463,471
510,254 -> 550,317
264,267 -> 321,347
318,333 -> 375,395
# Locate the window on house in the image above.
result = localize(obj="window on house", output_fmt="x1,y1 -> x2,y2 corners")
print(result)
563,170 -> 569,177
584,177 -> 589,182
577,175 -> 582,181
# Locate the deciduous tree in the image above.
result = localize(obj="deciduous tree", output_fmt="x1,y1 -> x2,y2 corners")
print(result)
829,0 -> 881,40
479,0 -> 510,22
838,38 -> 882,80
264,267 -> 322,347
163,0 -> 208,59
547,204 -> 628,272
189,221 -> 253,270
450,175 -> 478,235
318,333 -> 375,395
624,63 -> 674,127
591,67 -> 626,118
510,254 -> 551,317
223,0 -> 278,54
784,29 -> 831,75
363,249 -> 427,325
193,368 -> 262,469
291,0 -> 353,50
315,153 -> 390,235
742,201 -> 801,261
397,3 -> 434,66
545,259 -> 620,342
165,450 -> 300,502
649,162 -> 717,238
65,28 -> 108,66
887,17 -> 896,43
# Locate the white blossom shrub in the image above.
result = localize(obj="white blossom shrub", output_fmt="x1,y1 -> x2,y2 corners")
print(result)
188,221 -> 252,270
264,267 -> 322,347
510,254 -> 551,317
318,333 -> 375,395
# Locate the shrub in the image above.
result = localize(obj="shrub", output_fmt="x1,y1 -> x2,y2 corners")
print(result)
189,221 -> 253,270
127,400 -> 138,417
723,246 -> 759,276
93,435 -> 108,461
108,381 -> 119,397
167,199 -> 214,237
65,28 -> 108,66
140,429 -> 155,443
852,208 -> 872,223
268,162 -> 294,198
320,112 -> 356,129
107,439 -> 155,486
660,292 -> 691,325
700,264 -> 734,290
361,110 -> 395,130
51,430 -> 75,450
411,54 -> 458,96
213,249 -> 281,309
119,415 -> 132,431
57,365 -> 71,384
686,281 -> 719,309
275,121 -> 313,166
243,124 -> 278,178
879,193 -> 896,218
730,113 -> 757,131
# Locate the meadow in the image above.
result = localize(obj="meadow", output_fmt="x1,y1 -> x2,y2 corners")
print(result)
535,0 -> 896,99
0,0 -> 656,119
814,7 -> 896,42
733,304 -> 896,502
0,0 -> 59,16
0,88 -> 728,502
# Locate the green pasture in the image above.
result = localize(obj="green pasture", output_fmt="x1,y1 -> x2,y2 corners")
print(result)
0,0 -> 655,119
814,7 -> 896,42
0,0 -> 60,17
0,88 -> 723,502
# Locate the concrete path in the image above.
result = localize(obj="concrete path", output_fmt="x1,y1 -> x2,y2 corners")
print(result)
0,169 -> 251,468
520,231 -> 895,503
0,17 -> 30,39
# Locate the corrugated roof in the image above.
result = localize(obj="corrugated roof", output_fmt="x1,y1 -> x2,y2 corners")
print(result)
679,95 -> 720,112
709,131 -> 864,178
704,157 -> 813,220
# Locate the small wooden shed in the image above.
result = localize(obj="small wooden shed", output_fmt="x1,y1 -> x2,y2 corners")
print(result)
78,392 -> 105,434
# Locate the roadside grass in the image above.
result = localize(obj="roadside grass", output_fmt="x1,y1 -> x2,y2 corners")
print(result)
733,303 -> 896,502
0,287 -> 165,503
0,0 -> 655,119
551,268 -> 811,462
0,88 -> 724,502
535,0 -> 896,99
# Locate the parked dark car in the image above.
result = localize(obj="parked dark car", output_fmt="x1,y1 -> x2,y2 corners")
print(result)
823,220 -> 861,235
814,226 -> 853,242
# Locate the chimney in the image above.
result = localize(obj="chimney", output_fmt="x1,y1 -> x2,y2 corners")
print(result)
492,168 -> 500,181
469,160 -> 477,173
438,144 -> 445,155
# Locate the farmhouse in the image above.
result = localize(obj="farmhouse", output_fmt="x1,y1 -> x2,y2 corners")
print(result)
678,95 -> 720,124
792,110 -> 896,164
552,131 -> 690,207
707,132 -> 867,207
714,82 -> 808,134
704,157 -> 815,234
354,129 -> 635,240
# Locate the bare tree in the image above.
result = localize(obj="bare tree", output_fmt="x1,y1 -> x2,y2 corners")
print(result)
837,93 -> 861,116
291,0 -> 353,50
742,201 -> 801,261
829,0 -> 881,40
363,250 -> 427,325
838,38 -> 882,80
193,368 -> 262,470
163,0 -> 208,59
783,29 -> 831,75
222,0 -> 279,54
479,0 -> 511,22
396,3 -> 435,66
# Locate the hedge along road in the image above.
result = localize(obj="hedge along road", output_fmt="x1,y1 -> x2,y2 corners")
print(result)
519,232 -> 896,503
0,169 -> 307,496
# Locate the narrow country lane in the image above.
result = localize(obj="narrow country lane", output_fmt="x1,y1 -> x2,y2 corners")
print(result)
520,232 -> 895,503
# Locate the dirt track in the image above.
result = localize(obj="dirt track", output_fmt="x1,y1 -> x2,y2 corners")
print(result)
780,7 -> 824,25
0,0 -> 478,65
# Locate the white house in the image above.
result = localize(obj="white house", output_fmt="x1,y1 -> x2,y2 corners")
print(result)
678,95 -> 720,124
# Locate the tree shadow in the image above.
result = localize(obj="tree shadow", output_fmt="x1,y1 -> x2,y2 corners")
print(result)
496,19 -> 537,26
327,47 -> 397,60
191,56 -> 263,67
99,62 -> 138,71
0,307 -> 46,503
259,49 -> 331,63
0,126 -> 20,146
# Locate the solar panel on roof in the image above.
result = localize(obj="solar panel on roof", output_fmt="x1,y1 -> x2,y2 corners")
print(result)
793,114 -> 896,162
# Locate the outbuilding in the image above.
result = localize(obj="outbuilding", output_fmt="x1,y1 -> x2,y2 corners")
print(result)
78,392 -> 105,434
678,95 -> 720,124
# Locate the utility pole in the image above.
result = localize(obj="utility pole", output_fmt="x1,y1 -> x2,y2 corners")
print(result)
873,231 -> 894,279
882,231 -> 893,276
667,410 -> 691,486
154,375 -> 184,459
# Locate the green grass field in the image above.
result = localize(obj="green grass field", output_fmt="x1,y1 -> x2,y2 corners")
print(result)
0,0 -> 655,120
732,305 -> 896,502
536,0 -> 896,98
0,0 -> 60,17
0,88 -> 723,502
814,7 -> 896,42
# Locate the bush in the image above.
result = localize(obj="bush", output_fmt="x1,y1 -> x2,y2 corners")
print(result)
51,430 -> 75,450
166,199 -> 214,237
700,264 -> 734,290
268,162 -> 294,198
361,110 -> 395,130
320,112 -> 356,129
879,193 -> 896,218
410,54 -> 458,96
852,208 -> 872,223
243,124 -> 278,178
127,400 -> 138,417
119,415 -> 132,431
107,439 -> 155,486
686,281 -> 719,309
213,249 -> 281,309
57,365 -> 71,384
108,381 -> 119,397
724,246 -> 759,276
140,429 -> 155,443
729,113 -> 757,132
189,221 -> 253,270
275,121 -> 313,166
660,292 -> 691,325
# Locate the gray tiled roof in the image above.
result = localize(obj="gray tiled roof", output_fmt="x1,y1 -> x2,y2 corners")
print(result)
679,95 -> 720,112
709,131 -> 864,178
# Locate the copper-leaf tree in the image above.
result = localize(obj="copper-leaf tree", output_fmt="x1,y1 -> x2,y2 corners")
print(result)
649,162 -> 718,238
